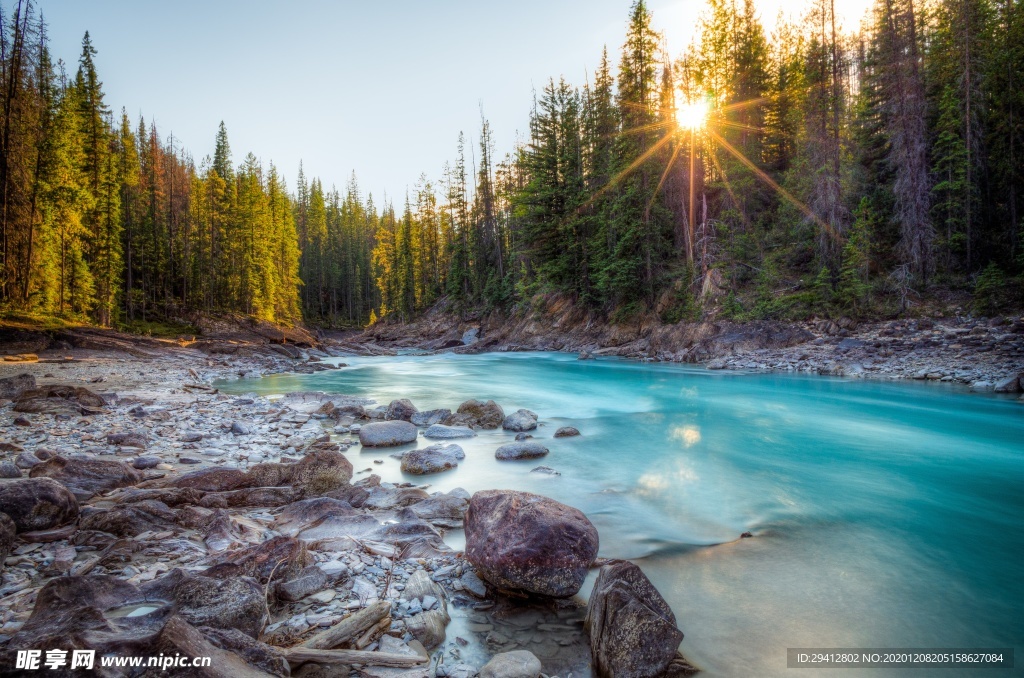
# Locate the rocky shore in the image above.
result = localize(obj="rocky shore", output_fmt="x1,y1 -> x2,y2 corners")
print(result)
362,300 -> 1024,394
0,333 -> 696,678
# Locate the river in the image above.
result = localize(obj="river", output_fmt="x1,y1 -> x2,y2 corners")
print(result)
218,352 -> 1023,676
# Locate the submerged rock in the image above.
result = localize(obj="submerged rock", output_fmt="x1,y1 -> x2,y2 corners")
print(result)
553,426 -> 580,438
502,409 -> 538,432
495,442 -> 549,461
400,444 -> 465,475
480,650 -> 542,678
359,420 -> 419,447
424,424 -> 476,439
0,477 -> 79,532
411,408 -> 452,427
585,559 -> 686,678
464,490 -> 598,597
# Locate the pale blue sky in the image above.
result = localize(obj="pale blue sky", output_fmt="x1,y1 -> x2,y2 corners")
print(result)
39,0 -> 868,201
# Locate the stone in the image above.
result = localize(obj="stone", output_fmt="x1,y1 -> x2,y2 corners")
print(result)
459,570 -> 487,598
180,431 -> 204,443
410,408 -> 452,427
230,421 -> 255,435
132,456 -> 162,470
514,433 -> 532,441
445,399 -> 504,429
385,398 -> 419,422
0,373 -> 35,399
142,569 -> 268,638
553,426 -> 580,438
0,462 -> 21,478
13,385 -> 106,415
969,381 -> 994,392
403,570 -> 450,650
479,650 -> 542,678
171,466 -> 249,492
204,535 -> 309,585
0,477 -> 80,532
585,559 -> 685,678
464,490 -> 598,597
80,500 -> 179,537
400,444 -> 465,475
13,416 -> 31,427
29,455 -> 144,501
530,466 -> 560,476
424,424 -> 476,439
406,490 -> 470,528
502,409 -> 538,432
0,512 -> 15,570
994,374 -> 1022,393
245,448 -> 354,496
106,431 -> 150,448
706,359 -> 726,370
276,565 -> 329,602
359,420 -> 418,447
495,442 -> 549,461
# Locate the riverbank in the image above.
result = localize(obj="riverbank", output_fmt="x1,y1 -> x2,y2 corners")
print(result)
361,300 -> 1024,393
0,336 -> 699,676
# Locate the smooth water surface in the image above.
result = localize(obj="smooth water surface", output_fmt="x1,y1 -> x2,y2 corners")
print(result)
219,353 -> 1024,676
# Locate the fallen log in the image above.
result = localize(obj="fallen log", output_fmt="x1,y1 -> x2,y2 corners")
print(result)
298,600 -> 390,650
281,646 -> 426,668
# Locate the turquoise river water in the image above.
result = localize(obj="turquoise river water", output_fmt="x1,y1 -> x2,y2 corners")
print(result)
218,352 -> 1023,677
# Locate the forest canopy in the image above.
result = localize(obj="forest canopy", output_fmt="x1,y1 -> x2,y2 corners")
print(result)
0,0 -> 1020,330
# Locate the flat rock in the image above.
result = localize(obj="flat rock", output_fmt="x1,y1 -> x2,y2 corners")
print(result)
502,409 -> 538,432
480,650 -> 542,678
495,442 -> 549,461
0,477 -> 80,532
424,424 -> 476,439
464,490 -> 598,598
359,420 -> 418,447
276,564 -> 329,601
410,408 -> 452,427
29,455 -> 144,501
401,444 -> 465,475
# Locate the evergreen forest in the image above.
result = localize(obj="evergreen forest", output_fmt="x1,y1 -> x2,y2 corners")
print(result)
1,0 -> 1021,330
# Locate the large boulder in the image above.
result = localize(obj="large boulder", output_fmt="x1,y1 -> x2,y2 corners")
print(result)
171,467 -> 249,492
424,424 -> 476,439
445,399 -> 505,429
464,490 -> 598,597
400,444 -> 465,475
502,409 -> 538,432
495,442 -> 549,461
994,373 -> 1022,393
0,477 -> 79,531
585,560 -> 685,678
359,420 -> 418,447
480,650 -> 542,678
245,448 -> 353,495
142,569 -> 268,638
29,455 -> 143,501
13,385 -> 106,415
385,398 -> 419,422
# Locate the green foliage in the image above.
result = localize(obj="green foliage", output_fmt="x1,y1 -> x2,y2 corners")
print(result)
973,263 -> 1006,314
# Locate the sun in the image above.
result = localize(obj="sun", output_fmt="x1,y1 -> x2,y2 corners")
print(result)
677,99 -> 709,130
